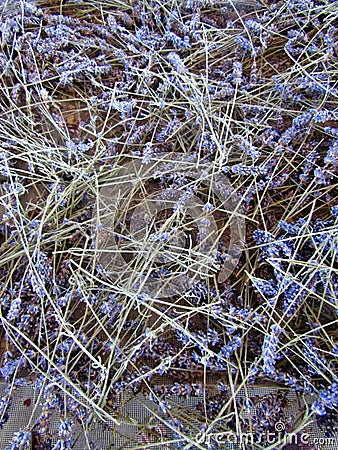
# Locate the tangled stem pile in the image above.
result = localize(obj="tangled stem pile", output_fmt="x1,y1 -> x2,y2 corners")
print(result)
0,0 -> 337,448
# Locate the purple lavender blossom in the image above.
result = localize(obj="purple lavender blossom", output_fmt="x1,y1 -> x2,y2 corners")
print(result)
7,429 -> 31,450
261,325 -> 283,378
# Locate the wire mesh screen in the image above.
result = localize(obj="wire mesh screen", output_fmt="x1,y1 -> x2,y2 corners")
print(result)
1,382 -> 337,449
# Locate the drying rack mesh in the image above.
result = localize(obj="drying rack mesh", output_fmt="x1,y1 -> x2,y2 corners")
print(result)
1,382 -> 337,449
